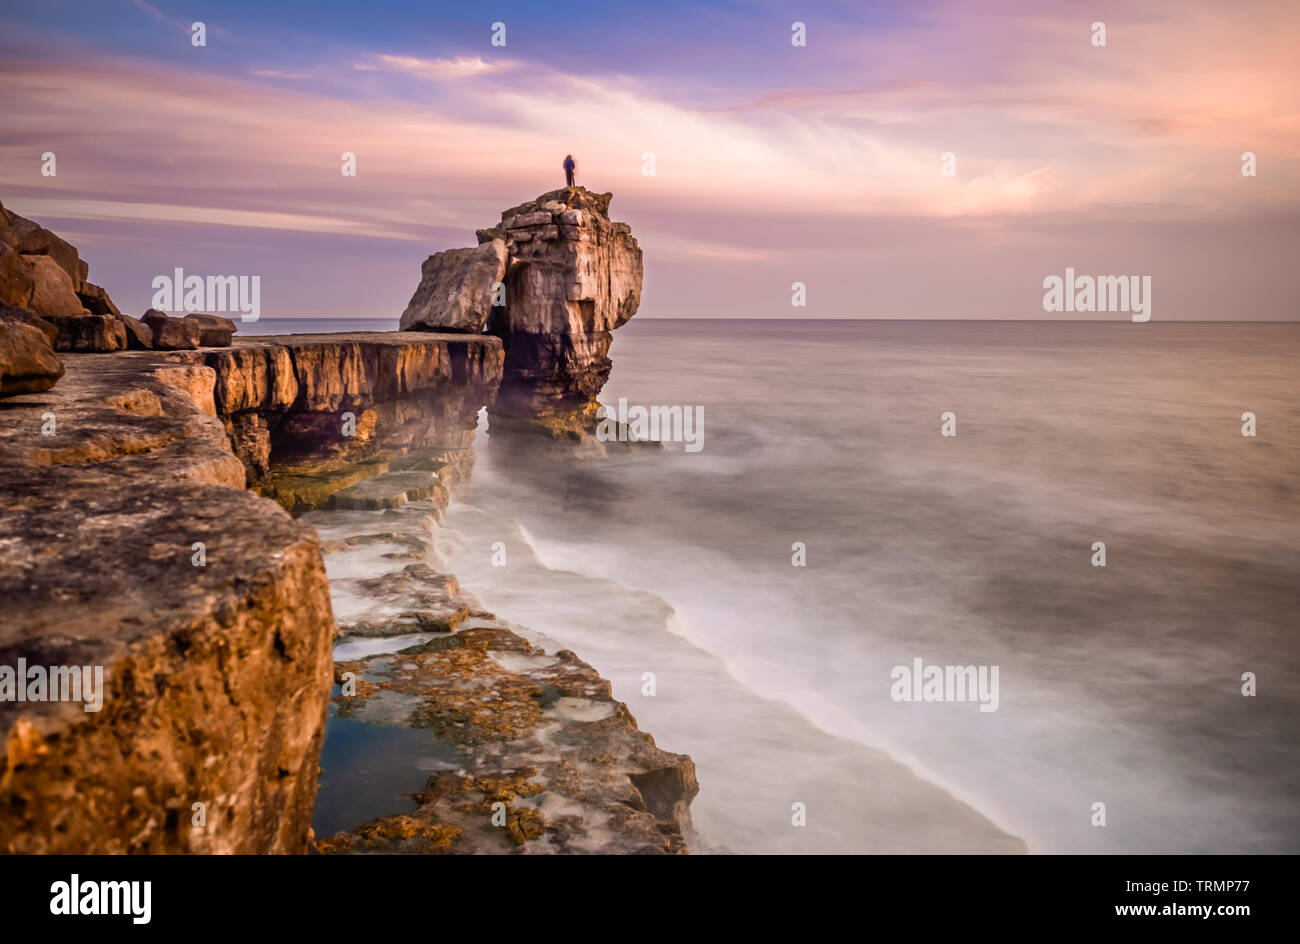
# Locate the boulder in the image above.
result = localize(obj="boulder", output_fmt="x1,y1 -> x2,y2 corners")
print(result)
399,238 -> 507,333
142,309 -> 201,350
0,200 -> 86,289
504,211 -> 552,229
118,314 -> 154,350
184,312 -> 237,347
43,313 -> 127,352
0,300 -> 57,345
0,250 -> 84,318
0,317 -> 64,397
77,281 -> 122,318
0,201 -> 125,339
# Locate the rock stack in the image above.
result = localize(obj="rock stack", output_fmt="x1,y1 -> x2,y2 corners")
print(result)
400,186 -> 643,442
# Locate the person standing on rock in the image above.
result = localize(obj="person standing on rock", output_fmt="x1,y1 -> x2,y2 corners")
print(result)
563,154 -> 576,187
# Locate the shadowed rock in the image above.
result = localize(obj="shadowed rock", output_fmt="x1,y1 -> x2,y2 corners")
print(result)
118,313 -> 155,349
399,239 -> 507,333
143,309 -> 202,350
203,332 -> 502,488
43,313 -> 127,352
0,311 -> 64,396
184,312 -> 237,346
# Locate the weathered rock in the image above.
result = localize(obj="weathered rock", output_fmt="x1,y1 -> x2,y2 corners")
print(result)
316,621 -> 697,854
330,469 -> 444,510
204,333 -> 502,487
490,188 -> 641,417
184,312 -> 237,347
118,313 -> 155,349
43,312 -> 127,352
330,562 -> 474,637
1,251 -> 85,319
307,519 -> 697,854
0,201 -> 86,287
504,211 -> 552,230
77,281 -> 121,318
400,187 -> 642,445
0,204 -> 133,360
143,309 -> 202,350
0,318 -> 64,396
399,239 -> 507,333
0,350 -> 333,853
0,300 -> 57,345
0,200 -> 121,329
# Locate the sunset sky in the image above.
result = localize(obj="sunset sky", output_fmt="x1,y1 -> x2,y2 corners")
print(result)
1,0 -> 1296,318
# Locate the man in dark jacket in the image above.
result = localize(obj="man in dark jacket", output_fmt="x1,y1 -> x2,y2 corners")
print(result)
563,154 -> 576,187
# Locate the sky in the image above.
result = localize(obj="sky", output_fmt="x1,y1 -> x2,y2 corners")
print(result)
1,0 -> 1297,319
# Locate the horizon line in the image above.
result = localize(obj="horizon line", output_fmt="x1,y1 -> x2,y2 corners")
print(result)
244,316 -> 1300,324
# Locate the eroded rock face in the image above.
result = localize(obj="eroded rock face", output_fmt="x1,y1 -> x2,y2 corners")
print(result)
0,351 -> 334,853
0,326 -> 696,854
489,188 -> 642,422
203,332 -> 503,490
399,239 -> 507,333
401,187 -> 643,439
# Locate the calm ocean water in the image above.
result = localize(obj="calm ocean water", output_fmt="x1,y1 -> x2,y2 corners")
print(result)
281,318 -> 1300,854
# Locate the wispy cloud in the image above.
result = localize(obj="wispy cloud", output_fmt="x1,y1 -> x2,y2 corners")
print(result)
13,197 -> 423,242
123,0 -> 186,33
354,54 -> 505,80
250,69 -> 311,80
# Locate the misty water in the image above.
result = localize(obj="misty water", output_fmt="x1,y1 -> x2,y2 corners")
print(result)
269,318 -> 1298,854
445,320 -> 1299,854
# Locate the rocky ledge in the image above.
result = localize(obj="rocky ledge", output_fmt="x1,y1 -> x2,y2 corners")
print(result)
312,521 -> 697,854
0,328 -> 504,852
321,626 -> 698,854
0,349 -> 332,853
